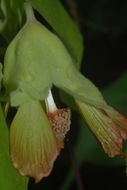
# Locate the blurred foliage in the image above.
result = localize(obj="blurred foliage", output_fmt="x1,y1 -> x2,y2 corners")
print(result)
79,0 -> 127,35
0,0 -> 24,41
103,72 -> 127,113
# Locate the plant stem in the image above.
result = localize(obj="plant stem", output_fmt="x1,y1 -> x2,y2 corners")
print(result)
24,1 -> 36,22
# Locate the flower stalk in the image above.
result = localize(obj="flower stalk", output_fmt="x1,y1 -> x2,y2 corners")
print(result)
24,2 -> 36,22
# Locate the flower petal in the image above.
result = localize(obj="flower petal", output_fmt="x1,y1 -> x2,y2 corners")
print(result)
47,108 -> 71,148
76,99 -> 127,158
105,107 -> 127,141
10,100 -> 59,183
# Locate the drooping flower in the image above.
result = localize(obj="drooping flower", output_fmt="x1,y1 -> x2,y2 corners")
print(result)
2,2 -> 127,183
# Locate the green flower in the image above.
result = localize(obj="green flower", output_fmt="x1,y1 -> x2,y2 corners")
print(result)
2,2 -> 127,183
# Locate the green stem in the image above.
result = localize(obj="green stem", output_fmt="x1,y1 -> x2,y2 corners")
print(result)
24,1 -> 36,22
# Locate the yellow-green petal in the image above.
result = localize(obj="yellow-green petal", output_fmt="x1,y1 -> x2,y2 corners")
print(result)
10,100 -> 59,183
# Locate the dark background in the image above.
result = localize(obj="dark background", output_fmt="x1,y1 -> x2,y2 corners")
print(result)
71,0 -> 127,88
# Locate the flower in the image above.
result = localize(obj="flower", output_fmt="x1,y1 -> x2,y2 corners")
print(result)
2,2 -> 127,183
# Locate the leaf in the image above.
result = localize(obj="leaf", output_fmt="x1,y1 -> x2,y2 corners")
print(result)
30,0 -> 83,66
0,105 -> 28,190
62,72 -> 127,189
103,72 -> 127,113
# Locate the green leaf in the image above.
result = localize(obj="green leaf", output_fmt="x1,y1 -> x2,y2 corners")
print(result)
0,105 -> 28,190
103,72 -> 127,113
62,72 -> 127,189
30,0 -> 83,66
